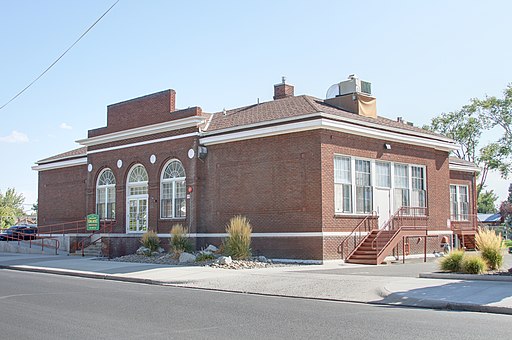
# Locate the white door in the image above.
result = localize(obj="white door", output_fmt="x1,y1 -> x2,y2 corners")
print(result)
374,188 -> 391,228
127,197 -> 148,233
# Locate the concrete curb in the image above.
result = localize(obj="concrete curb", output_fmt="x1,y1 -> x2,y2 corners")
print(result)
419,272 -> 512,282
2,264 -> 511,316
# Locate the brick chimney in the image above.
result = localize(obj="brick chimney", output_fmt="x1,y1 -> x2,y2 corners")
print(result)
273,76 -> 294,100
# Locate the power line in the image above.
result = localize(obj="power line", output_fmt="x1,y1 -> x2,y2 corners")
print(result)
0,0 -> 120,112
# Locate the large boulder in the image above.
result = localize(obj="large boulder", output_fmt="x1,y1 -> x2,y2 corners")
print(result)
136,246 -> 151,256
205,244 -> 219,252
179,252 -> 197,263
217,256 -> 232,265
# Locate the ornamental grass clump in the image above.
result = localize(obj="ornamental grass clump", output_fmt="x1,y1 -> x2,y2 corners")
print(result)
140,230 -> 160,253
439,249 -> 465,272
170,224 -> 193,255
461,255 -> 487,274
223,215 -> 252,260
475,227 -> 503,270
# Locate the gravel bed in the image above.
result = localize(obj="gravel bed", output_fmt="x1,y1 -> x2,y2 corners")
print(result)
97,254 -> 300,269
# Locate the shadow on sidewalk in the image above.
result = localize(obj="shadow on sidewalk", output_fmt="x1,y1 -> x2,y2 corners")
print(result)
378,280 -> 512,307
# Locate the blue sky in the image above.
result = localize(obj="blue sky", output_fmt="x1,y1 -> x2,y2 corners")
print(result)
1,0 -> 511,210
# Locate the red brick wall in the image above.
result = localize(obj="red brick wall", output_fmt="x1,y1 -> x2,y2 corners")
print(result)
320,130 -> 451,233
88,90 -> 202,138
86,133 -> 200,235
197,130 -> 323,234
38,165 -> 87,226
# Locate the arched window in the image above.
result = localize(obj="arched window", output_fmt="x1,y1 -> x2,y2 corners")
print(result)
126,164 -> 148,232
160,160 -> 186,218
96,168 -> 116,219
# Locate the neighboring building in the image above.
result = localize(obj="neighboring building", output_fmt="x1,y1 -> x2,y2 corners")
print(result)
33,76 -> 479,262
478,213 -> 503,227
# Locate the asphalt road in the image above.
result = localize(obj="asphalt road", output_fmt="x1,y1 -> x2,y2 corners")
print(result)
0,270 -> 509,340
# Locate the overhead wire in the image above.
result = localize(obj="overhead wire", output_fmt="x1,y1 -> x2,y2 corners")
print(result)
0,0 -> 120,111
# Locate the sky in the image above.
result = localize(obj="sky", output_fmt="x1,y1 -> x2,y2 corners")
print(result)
1,0 -> 511,212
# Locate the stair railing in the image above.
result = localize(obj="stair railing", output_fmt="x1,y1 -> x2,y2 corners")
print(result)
77,220 -> 115,257
371,206 -> 428,254
339,212 -> 377,260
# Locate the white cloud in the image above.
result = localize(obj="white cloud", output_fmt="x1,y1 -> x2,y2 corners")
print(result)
0,130 -> 29,143
59,122 -> 73,130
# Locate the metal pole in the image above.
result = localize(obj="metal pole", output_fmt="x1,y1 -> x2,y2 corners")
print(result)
424,232 -> 427,263
402,236 -> 405,264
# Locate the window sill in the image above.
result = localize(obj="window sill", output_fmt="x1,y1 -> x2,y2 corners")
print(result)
334,213 -> 376,219
159,217 -> 187,221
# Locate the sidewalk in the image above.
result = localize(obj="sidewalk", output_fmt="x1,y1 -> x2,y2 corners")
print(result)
0,252 -> 510,315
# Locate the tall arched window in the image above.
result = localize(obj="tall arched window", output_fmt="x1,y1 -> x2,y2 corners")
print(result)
96,168 -> 116,219
126,164 -> 149,233
161,160 -> 186,218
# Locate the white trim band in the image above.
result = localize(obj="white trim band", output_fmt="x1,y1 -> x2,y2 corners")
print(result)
32,157 -> 87,172
449,163 -> 480,173
87,132 -> 199,154
200,118 -> 459,152
77,116 -> 205,147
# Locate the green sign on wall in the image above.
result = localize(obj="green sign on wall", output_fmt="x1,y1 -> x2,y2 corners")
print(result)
86,214 -> 100,231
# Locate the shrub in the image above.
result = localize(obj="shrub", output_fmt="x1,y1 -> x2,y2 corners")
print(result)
439,250 -> 465,272
195,252 -> 215,262
140,230 -> 160,253
170,224 -> 193,254
475,227 -> 503,270
223,215 -> 252,260
461,255 -> 487,274
503,239 -> 512,248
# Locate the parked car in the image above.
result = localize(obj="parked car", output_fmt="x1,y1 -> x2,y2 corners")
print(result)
0,225 -> 38,241
509,246 -> 512,254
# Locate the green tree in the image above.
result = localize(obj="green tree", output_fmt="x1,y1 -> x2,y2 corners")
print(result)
476,143 -> 511,197
423,108 -> 482,162
477,190 -> 498,213
472,84 -> 512,148
0,188 -> 25,229
425,85 -> 512,200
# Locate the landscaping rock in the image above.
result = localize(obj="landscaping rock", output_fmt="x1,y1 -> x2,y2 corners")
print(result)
217,256 -> 232,265
136,246 -> 151,256
158,247 -> 165,253
205,244 -> 218,252
257,256 -> 267,263
179,252 -> 197,263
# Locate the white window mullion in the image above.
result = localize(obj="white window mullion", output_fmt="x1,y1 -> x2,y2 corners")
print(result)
351,158 -> 356,214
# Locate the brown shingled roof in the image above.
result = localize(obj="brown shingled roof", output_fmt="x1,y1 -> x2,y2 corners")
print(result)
206,95 -> 451,142
37,147 -> 87,164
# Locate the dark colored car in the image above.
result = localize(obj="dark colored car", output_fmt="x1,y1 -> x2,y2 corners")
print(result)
0,225 -> 38,241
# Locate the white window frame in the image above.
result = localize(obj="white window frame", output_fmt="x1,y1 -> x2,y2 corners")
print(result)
160,159 -> 187,219
334,154 -> 427,216
96,168 -> 116,220
126,164 -> 149,233
450,184 -> 469,221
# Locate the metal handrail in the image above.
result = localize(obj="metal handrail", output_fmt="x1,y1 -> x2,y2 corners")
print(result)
339,212 -> 377,260
451,214 -> 479,233
36,219 -> 88,236
3,231 -> 60,255
77,220 -> 115,257
371,206 -> 428,252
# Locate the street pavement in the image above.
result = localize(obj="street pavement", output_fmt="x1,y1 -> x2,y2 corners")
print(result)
0,252 -> 511,315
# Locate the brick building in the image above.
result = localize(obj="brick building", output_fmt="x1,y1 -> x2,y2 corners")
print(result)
33,76 -> 479,262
